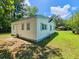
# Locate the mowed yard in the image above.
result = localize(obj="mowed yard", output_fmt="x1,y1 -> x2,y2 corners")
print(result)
46,31 -> 79,59
0,31 -> 79,59
0,33 -> 11,39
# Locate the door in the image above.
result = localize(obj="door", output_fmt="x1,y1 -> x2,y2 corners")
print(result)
12,24 -> 18,35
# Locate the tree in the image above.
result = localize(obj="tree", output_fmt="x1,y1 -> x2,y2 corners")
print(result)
71,12 -> 79,34
12,0 -> 26,20
26,6 -> 38,17
50,15 -> 66,30
64,12 -> 79,34
0,0 -> 14,32
0,0 -> 26,32
0,0 -> 38,32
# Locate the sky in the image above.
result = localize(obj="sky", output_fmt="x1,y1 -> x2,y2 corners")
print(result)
25,0 -> 79,19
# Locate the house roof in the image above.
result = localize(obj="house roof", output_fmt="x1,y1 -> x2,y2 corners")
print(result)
35,15 -> 49,18
21,15 -> 49,19
12,15 -> 49,22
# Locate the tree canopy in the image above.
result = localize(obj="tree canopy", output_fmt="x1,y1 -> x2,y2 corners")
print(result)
26,6 -> 38,17
64,12 -> 79,33
0,0 -> 38,32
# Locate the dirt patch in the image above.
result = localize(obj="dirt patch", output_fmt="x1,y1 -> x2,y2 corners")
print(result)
0,38 -> 31,51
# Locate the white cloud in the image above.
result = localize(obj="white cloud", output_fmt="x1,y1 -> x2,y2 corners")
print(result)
51,4 -> 71,19
63,4 -> 71,10
71,7 -> 77,11
24,0 -> 30,6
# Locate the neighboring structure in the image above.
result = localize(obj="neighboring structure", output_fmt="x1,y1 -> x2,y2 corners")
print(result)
11,15 -> 56,42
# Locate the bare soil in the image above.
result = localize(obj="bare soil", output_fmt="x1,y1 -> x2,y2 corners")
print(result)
0,37 -> 31,52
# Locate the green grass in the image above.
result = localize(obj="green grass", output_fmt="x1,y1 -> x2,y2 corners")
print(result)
50,31 -> 79,59
39,31 -> 79,59
0,33 -> 11,38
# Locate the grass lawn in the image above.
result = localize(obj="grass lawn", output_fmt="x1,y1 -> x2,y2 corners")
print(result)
40,31 -> 79,59
0,33 -> 11,39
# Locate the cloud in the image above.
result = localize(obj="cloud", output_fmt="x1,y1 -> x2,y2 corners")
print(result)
71,7 -> 77,11
51,4 -> 71,19
24,0 -> 30,6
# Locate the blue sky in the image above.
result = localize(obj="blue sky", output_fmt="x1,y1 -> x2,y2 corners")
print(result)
25,0 -> 79,19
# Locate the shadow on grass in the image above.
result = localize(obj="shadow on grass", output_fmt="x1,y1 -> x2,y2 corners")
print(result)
18,32 -> 59,47
0,32 -> 10,35
15,44 -> 63,59
15,32 -> 58,47
37,32 -> 59,47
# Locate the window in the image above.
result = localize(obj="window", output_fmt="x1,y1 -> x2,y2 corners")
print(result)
45,24 -> 47,30
27,23 -> 30,30
50,25 -> 52,31
41,24 -> 44,30
22,24 -> 24,30
41,23 -> 47,30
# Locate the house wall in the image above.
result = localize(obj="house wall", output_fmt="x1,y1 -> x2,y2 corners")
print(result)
36,17 -> 56,42
11,17 -> 37,41
49,20 -> 56,34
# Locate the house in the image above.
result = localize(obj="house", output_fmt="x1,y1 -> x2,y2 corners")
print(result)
11,15 -> 56,42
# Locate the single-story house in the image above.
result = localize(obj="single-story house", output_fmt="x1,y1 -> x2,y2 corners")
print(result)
11,15 -> 56,42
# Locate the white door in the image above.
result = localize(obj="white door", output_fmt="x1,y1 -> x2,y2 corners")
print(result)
12,24 -> 17,35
